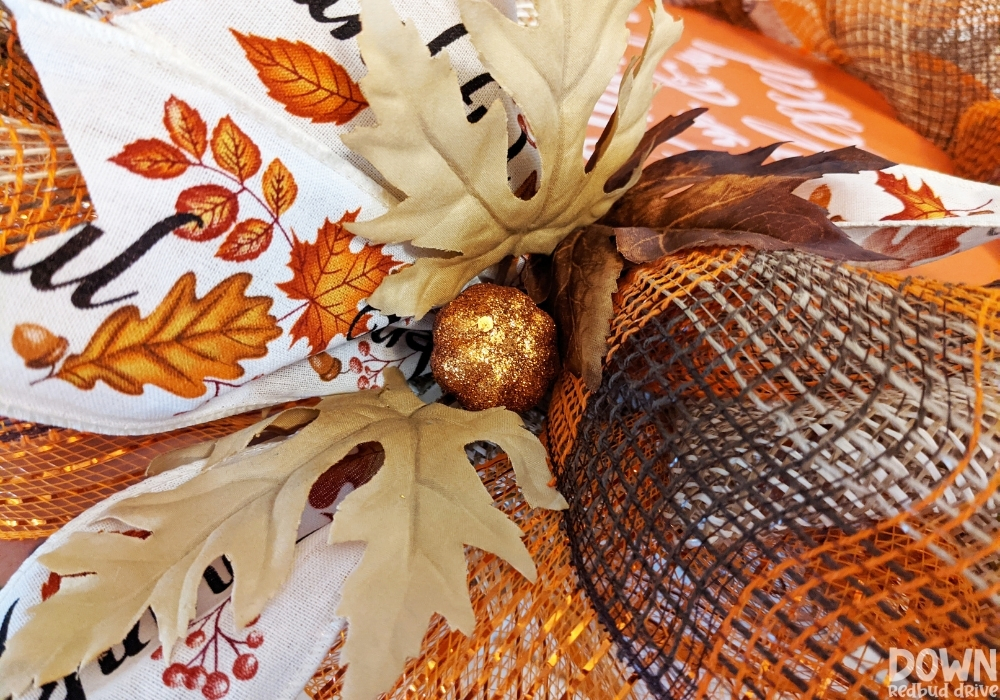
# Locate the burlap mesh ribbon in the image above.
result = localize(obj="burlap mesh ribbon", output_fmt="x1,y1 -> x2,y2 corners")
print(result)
546,247 -> 1000,698
672,0 -> 1000,184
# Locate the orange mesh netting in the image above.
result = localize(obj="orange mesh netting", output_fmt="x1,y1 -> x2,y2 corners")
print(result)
305,453 -> 649,700
546,247 -> 1000,698
0,407 -> 307,539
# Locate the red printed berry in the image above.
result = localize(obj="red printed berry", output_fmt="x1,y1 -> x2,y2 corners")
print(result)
232,653 -> 259,681
348,356 -> 363,373
186,630 -> 206,648
358,340 -> 371,356
246,615 -> 260,627
184,665 -> 207,690
162,663 -> 187,688
151,647 -> 163,660
202,671 -> 230,699
245,631 -> 264,649
357,375 -> 370,389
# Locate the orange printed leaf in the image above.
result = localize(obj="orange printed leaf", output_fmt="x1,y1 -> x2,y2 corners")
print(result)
56,272 -> 281,399
175,185 -> 239,241
232,31 -> 367,125
877,171 -> 957,220
863,225 -> 969,267
217,219 -> 274,262
277,210 -> 400,354
809,183 -> 832,210
263,158 -> 298,216
163,96 -> 207,159
211,116 -> 262,182
109,139 -> 189,179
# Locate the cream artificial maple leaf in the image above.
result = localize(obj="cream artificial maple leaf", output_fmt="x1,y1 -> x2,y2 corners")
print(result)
0,369 -> 566,700
345,0 -> 683,318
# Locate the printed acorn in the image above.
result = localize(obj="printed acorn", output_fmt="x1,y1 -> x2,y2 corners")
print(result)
11,323 -> 68,370
431,284 -> 559,412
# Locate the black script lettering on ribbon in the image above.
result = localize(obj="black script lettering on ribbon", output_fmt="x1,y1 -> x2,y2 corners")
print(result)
292,0 -> 361,40
347,305 -> 432,378
0,213 -> 200,309
203,556 -> 235,595
97,618 -> 151,675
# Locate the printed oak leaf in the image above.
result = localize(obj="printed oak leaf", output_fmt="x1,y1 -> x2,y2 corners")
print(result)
211,116 -> 262,183
876,171 -> 957,220
0,369 -> 567,700
233,31 -> 367,125
55,272 -> 281,399
278,210 -> 400,354
342,0 -> 683,318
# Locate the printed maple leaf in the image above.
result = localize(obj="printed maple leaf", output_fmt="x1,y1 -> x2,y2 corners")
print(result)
278,211 -> 400,354
0,369 -> 566,700
54,272 -> 281,399
233,31 -> 368,125
342,0 -> 683,318
876,170 -> 957,220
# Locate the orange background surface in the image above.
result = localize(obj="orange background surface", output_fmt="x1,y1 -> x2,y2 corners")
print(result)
589,6 -> 1000,285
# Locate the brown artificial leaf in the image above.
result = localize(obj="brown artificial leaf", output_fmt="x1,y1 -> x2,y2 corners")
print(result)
600,108 -> 707,192
0,369 -> 566,700
216,218 -> 274,262
262,158 -> 298,216
232,31 -> 368,125
163,96 -> 208,160
174,184 -> 240,241
12,323 -> 68,369
876,171 -> 973,220
277,210 -> 400,354
551,225 -> 623,390
612,175 -> 889,263
211,116 -> 262,182
55,272 -> 281,399
603,144 -> 894,227
861,225 -> 969,267
521,254 -> 553,305
108,138 -> 190,179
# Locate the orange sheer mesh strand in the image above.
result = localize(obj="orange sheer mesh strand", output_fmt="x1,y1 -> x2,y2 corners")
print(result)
0,408 -> 297,539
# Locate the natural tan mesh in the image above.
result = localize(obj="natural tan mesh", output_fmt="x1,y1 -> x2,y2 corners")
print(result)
673,0 -> 1000,183
305,453 -> 650,700
547,247 -> 1000,698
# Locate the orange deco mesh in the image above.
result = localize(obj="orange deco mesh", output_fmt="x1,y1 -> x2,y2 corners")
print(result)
546,247 -> 1000,698
0,407 -> 303,539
